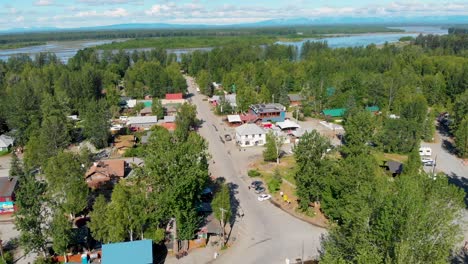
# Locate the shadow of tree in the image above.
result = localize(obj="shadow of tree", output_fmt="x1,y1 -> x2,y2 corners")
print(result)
442,139 -> 458,155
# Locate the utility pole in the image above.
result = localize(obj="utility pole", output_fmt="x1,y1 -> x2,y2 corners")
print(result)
272,94 -> 275,104
171,218 -> 178,254
220,208 -> 227,246
301,240 -> 304,264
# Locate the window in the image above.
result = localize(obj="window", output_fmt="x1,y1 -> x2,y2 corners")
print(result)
5,197 -> 10,202
259,134 -> 262,137
245,141 -> 250,145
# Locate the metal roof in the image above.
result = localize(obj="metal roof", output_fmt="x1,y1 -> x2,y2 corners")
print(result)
0,135 -> 14,148
102,240 -> 153,264
235,124 -> 266,136
0,177 -> 17,197
250,103 -> 286,114
276,119 -> 301,130
288,94 -> 304,102
227,115 -> 242,123
321,108 -> 347,117
127,116 -> 158,125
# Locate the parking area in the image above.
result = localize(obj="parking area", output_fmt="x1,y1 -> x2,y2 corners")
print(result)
0,154 -> 12,177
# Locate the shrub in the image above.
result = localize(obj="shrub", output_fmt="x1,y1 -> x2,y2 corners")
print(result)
267,168 -> 282,193
247,169 -> 261,177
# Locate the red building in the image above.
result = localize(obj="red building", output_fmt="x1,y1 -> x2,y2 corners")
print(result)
165,93 -> 183,100
0,177 -> 17,214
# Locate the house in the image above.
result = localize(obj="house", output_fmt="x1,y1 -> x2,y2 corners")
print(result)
165,93 -> 183,100
102,240 -> 153,264
85,160 -> 127,189
249,103 -> 286,122
0,177 -> 17,214
288,94 -> 304,107
386,161 -> 403,176
235,124 -> 266,147
276,119 -> 301,132
0,135 -> 14,152
164,104 -> 180,116
139,107 -> 152,116
321,108 -> 347,118
162,93 -> 185,105
127,116 -> 158,130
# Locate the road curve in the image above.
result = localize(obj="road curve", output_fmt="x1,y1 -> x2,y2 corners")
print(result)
185,76 -> 326,264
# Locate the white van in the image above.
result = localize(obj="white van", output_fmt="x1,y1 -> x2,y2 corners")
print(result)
119,116 -> 128,122
419,147 -> 432,157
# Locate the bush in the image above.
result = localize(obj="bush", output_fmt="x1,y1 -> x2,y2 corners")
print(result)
34,256 -> 54,264
247,169 -> 261,177
267,169 -> 282,193
123,146 -> 143,157
144,226 -> 166,243
0,251 -> 14,264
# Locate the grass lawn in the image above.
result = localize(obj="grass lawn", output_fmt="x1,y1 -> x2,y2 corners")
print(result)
0,150 -> 10,156
372,150 -> 408,165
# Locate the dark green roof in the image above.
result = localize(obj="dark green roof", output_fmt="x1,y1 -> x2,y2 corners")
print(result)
322,108 -> 346,117
366,106 -> 380,112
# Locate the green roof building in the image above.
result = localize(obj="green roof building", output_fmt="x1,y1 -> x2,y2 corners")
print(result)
366,106 -> 380,112
321,108 -> 347,118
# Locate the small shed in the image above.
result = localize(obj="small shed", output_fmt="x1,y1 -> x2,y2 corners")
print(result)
102,240 -> 153,264
276,119 -> 301,131
386,160 -> 403,176
366,106 -> 380,114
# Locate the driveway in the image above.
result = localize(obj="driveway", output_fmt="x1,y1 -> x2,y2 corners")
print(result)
0,154 -> 11,177
183,76 -> 326,264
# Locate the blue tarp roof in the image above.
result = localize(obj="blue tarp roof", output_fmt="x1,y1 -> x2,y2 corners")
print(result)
102,240 -> 153,264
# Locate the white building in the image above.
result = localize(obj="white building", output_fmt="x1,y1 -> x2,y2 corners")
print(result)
127,116 -> 158,130
0,134 -> 14,152
235,124 -> 266,147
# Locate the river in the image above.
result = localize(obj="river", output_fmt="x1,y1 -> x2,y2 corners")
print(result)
0,26 -> 448,63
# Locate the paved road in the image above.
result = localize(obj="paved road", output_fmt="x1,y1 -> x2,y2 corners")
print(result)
185,76 -> 326,264
421,128 -> 467,178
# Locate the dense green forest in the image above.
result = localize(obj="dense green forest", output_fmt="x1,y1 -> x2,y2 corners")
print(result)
0,25 -> 401,45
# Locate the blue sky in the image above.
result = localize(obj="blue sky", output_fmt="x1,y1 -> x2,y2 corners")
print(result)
0,0 -> 467,29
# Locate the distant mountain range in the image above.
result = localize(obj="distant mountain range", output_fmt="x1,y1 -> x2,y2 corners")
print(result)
1,16 -> 467,34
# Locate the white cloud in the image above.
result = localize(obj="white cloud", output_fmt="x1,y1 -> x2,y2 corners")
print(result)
34,0 -> 54,6
78,0 -> 143,5
14,16 -> 24,22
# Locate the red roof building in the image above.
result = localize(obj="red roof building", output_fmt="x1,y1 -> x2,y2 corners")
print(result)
165,93 -> 183,100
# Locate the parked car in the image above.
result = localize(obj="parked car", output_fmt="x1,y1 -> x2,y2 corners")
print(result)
258,194 -> 272,201
250,181 -> 263,188
254,187 -> 266,194
224,134 -> 232,141
421,157 -> 435,166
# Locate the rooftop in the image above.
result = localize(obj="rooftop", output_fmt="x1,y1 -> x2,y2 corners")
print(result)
386,160 -> 403,174
276,119 -> 301,130
235,123 -> 266,136
0,134 -> 14,148
102,240 -> 153,264
250,103 -> 286,114
321,108 -> 347,118
127,116 -> 158,125
288,94 -> 304,102
85,160 -> 126,179
0,177 -> 17,197
227,115 -> 242,123
165,93 -> 183,100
